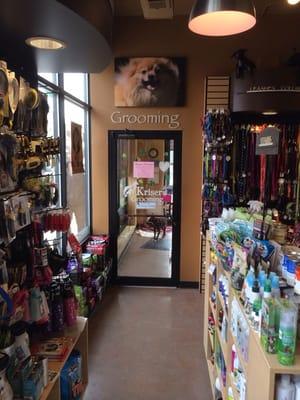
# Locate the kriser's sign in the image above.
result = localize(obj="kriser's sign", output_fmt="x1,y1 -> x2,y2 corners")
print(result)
136,186 -> 164,210
231,68 -> 300,114
123,183 -> 164,209
136,187 -> 163,197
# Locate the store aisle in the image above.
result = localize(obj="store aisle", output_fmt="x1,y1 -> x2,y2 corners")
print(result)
84,287 -> 211,400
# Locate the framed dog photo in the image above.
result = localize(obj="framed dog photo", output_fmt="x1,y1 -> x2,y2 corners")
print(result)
114,57 -> 186,107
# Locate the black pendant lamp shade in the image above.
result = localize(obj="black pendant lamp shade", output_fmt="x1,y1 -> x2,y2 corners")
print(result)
189,0 -> 256,37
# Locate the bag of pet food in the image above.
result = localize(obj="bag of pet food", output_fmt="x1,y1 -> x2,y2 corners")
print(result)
60,350 -> 83,400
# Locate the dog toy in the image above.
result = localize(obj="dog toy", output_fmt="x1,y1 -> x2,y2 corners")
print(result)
248,200 -> 264,214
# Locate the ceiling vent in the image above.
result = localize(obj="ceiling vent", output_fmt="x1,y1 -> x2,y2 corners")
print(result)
140,0 -> 174,19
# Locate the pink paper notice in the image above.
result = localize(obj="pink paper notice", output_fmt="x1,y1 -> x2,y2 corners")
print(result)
133,161 -> 154,178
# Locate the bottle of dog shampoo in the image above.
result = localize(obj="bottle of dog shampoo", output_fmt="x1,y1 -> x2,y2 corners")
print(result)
277,299 -> 297,366
275,375 -> 295,400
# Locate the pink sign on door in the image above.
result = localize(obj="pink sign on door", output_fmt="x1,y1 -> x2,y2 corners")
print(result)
133,161 -> 154,178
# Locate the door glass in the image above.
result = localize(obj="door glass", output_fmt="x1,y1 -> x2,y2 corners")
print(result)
117,138 -> 174,278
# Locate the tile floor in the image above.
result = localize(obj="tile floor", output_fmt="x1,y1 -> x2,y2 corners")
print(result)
118,232 -> 172,278
118,225 -> 136,259
84,287 -> 211,400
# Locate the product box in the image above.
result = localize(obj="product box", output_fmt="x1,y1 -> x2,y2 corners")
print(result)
60,350 -> 83,400
86,235 -> 109,256
31,337 -> 73,361
260,298 -> 279,354
22,358 -> 44,400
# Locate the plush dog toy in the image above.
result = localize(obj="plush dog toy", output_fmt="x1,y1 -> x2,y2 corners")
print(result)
248,200 -> 264,214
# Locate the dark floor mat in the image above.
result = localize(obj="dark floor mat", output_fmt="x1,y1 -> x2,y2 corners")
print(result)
141,238 -> 171,251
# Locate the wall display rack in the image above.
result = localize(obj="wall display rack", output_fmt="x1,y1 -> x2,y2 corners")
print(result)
200,75 -> 300,294
0,59 -> 112,400
203,232 -> 300,400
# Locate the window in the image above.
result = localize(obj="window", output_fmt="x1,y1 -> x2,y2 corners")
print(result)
39,73 -> 58,86
65,99 -> 90,241
38,73 -> 90,243
64,73 -> 88,102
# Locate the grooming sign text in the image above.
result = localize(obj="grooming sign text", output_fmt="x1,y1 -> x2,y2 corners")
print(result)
111,111 -> 181,129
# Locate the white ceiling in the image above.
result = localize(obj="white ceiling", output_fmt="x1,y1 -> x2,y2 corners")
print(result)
114,0 -> 300,17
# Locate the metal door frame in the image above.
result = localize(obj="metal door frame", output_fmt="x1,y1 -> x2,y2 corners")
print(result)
108,130 -> 182,287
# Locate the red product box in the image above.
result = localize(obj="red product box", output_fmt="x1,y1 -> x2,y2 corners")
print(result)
86,235 -> 109,255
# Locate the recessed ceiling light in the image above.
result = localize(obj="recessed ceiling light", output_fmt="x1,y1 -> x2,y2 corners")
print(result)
287,0 -> 300,4
188,0 -> 256,37
262,111 -> 278,115
25,36 -> 66,50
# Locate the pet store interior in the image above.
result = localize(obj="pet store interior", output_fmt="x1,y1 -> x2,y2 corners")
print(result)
0,0 -> 299,399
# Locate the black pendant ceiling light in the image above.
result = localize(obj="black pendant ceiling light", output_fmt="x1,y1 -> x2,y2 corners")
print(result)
188,0 -> 256,37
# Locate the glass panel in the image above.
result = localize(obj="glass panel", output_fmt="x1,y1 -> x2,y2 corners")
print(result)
65,100 -> 90,241
39,73 -> 58,85
64,73 -> 88,102
117,138 -> 174,278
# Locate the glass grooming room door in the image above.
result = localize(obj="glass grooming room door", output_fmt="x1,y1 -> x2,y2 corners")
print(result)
109,131 -> 182,286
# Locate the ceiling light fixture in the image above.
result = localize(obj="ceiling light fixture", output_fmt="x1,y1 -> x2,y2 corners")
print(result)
262,111 -> 278,116
287,0 -> 300,4
188,0 -> 256,37
25,36 -> 66,50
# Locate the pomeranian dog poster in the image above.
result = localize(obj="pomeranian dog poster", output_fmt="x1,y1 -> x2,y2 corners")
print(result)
114,57 -> 186,107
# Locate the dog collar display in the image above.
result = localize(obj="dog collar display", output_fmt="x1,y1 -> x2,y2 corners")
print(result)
203,110 -> 300,225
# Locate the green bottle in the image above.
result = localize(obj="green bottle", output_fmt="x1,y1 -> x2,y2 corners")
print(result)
252,279 -> 262,315
260,297 -> 278,353
263,279 -> 272,299
277,298 -> 297,366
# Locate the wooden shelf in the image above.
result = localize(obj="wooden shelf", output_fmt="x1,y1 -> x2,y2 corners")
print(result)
40,375 -> 59,400
39,317 -> 88,400
252,329 -> 300,374
203,232 -> 300,400
207,359 -> 216,396
208,329 -> 215,351
232,288 -> 300,374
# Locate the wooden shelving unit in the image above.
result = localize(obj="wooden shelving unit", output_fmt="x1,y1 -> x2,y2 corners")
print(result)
203,233 -> 300,400
39,317 -> 88,400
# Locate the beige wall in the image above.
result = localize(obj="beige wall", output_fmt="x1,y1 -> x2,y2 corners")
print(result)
90,15 -> 299,282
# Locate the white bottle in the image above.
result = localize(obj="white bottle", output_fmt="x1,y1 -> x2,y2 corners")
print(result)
295,378 -> 300,400
13,322 -> 30,362
227,387 -> 234,400
276,375 -> 295,400
240,375 -> 247,400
